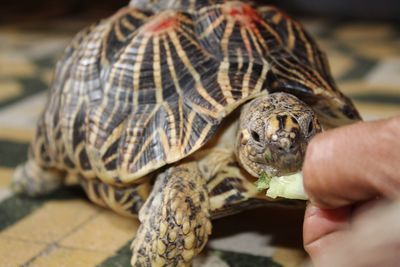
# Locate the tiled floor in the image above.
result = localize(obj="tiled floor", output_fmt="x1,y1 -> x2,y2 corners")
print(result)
0,10 -> 399,267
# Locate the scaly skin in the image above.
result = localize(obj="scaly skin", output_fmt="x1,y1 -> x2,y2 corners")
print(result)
131,163 -> 211,266
236,92 -> 321,178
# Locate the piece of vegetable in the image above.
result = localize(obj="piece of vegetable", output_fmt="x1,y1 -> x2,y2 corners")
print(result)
255,171 -> 271,191
266,172 -> 308,200
256,172 -> 308,200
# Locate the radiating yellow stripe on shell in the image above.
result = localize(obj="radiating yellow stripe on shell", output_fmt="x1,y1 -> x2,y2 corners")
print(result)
236,48 -> 244,70
153,35 -> 164,103
162,34 -> 183,97
255,63 -> 270,92
190,101 -> 221,119
190,123 -> 213,156
218,19 -> 236,104
286,20 -> 296,51
218,59 -> 235,104
162,103 -> 178,150
245,27 -> 265,61
241,61 -> 254,98
220,19 -> 234,57
240,27 -> 253,58
129,126 -> 160,169
120,104 -> 160,175
114,19 -> 127,41
199,15 -> 225,39
121,17 -> 136,31
177,27 -> 213,58
257,15 -> 284,45
293,21 -> 315,65
168,30 -> 224,111
181,111 -> 196,154
74,142 -> 96,179
132,35 -> 152,107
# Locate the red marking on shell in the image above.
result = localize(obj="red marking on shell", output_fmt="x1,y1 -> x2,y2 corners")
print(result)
150,18 -> 177,32
144,12 -> 178,34
223,2 -> 263,26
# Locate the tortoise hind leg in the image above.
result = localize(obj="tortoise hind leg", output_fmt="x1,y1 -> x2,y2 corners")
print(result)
11,116 -> 65,196
12,160 -> 65,196
131,162 -> 211,267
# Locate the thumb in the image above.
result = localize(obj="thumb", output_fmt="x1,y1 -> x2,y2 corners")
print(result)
303,117 -> 400,209
303,202 -> 350,257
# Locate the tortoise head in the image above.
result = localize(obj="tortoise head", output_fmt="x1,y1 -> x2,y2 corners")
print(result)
235,92 -> 321,177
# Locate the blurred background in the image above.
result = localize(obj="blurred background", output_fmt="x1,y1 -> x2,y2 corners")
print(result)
0,1 -> 399,267
1,0 -> 400,22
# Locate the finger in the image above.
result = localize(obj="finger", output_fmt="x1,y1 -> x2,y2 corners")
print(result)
306,201 -> 400,267
303,117 -> 400,209
303,202 -> 350,257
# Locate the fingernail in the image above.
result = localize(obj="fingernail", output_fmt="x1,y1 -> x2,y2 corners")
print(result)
305,202 -> 319,217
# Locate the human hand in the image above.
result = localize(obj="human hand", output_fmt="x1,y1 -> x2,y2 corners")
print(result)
302,116 -> 400,267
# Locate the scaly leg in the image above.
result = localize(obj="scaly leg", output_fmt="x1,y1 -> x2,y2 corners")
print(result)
12,159 -> 65,196
11,116 -> 65,196
131,162 -> 211,267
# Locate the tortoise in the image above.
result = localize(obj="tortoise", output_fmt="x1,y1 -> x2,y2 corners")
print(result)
12,0 -> 361,266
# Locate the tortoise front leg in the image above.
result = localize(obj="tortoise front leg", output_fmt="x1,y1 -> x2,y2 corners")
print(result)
131,162 -> 212,267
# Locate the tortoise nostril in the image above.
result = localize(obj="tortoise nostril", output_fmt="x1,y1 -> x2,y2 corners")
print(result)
251,130 -> 261,143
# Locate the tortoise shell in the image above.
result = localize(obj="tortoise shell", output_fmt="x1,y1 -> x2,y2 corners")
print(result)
34,0 -> 360,185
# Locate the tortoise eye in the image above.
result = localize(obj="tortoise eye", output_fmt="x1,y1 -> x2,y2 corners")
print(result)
251,130 -> 261,143
307,120 -> 314,135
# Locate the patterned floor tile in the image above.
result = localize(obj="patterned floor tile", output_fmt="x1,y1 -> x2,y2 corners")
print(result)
193,253 -> 231,267
0,51 -> 36,77
60,210 -> 140,253
0,92 -> 46,132
1,200 -> 100,243
0,80 -> 23,102
324,50 -> 355,78
28,246 -> 110,267
0,167 -> 13,187
334,23 -> 397,41
0,140 -> 29,168
0,186 -> 87,231
0,188 -> 12,203
0,195 -> 44,231
0,237 -> 47,267
215,250 -> 282,267
353,102 -> 400,121
366,58 -> 400,88
347,41 -> 400,60
272,247 -> 308,267
208,232 -> 274,257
